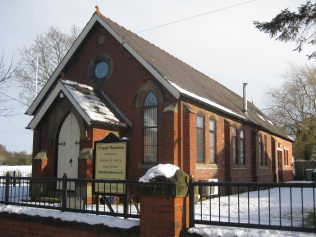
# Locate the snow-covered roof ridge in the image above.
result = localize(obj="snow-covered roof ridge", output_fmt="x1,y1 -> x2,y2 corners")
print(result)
27,80 -> 128,129
169,81 -> 247,120
62,79 -> 94,91
139,164 -> 180,183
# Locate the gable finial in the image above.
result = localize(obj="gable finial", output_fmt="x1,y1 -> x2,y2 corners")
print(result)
95,5 -> 101,15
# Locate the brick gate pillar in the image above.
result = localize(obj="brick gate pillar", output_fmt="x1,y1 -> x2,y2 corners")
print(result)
140,193 -> 189,237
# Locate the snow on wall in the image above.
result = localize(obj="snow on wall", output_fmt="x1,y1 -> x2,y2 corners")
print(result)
139,164 -> 179,183
0,205 -> 139,229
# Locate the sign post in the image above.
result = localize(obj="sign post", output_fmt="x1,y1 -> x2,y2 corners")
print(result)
93,133 -> 128,195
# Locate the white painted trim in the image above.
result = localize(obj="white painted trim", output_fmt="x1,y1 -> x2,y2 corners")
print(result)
27,82 -> 92,130
26,13 -> 180,116
276,148 -> 283,151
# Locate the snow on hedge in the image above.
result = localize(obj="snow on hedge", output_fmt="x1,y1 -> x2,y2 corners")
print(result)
139,164 -> 179,183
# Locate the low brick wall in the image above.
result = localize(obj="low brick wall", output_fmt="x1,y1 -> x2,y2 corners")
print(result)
0,212 -> 139,237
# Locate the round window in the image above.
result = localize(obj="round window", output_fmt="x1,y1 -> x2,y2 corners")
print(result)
89,55 -> 112,82
94,61 -> 109,80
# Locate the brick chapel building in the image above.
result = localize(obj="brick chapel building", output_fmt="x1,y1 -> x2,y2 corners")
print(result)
26,8 -> 294,183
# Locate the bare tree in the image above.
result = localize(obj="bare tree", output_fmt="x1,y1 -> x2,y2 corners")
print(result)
0,51 -> 16,116
15,25 -> 80,105
265,65 -> 316,160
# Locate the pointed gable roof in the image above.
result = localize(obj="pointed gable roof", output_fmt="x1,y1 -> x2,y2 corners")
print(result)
27,80 -> 130,129
26,10 -> 293,142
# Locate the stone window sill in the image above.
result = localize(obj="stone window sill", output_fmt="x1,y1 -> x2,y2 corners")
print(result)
196,163 -> 219,169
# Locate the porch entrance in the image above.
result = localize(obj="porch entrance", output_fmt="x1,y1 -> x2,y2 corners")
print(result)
57,112 -> 80,189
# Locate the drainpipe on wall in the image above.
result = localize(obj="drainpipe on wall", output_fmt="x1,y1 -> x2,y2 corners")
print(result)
242,83 -> 248,115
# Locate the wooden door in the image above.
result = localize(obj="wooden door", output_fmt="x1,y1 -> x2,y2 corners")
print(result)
57,113 -> 80,189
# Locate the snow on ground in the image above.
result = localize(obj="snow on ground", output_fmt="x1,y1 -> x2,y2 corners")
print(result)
139,164 -> 179,182
194,185 -> 316,227
192,183 -> 316,236
189,225 -> 316,237
0,165 -> 32,176
0,204 -> 139,229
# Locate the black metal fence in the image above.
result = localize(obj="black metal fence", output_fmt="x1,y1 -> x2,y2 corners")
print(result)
2,174 -> 316,233
0,174 -> 140,219
189,181 -> 316,233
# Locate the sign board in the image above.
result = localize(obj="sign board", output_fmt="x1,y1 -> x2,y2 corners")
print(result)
94,134 -> 128,195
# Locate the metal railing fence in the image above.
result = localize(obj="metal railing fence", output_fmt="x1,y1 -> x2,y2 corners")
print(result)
189,181 -> 316,233
0,174 -> 140,219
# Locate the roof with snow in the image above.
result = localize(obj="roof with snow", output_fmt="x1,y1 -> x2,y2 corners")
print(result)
27,80 -> 130,129
26,10 -> 292,141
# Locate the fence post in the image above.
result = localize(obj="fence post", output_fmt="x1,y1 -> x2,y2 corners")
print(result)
4,173 -> 10,205
12,171 -> 16,187
189,178 -> 195,228
61,174 -> 67,211
123,183 -> 128,219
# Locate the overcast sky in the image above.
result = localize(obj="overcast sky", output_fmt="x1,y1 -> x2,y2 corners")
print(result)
0,0 -> 313,153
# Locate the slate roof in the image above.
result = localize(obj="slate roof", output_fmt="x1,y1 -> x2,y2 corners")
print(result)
27,80 -> 130,129
26,11 -> 292,141
62,80 -> 131,126
98,13 -> 292,141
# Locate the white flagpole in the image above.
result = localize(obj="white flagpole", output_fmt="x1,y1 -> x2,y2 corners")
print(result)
35,55 -> 39,96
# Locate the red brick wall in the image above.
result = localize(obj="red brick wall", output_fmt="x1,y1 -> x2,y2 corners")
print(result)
178,101 -> 293,183
0,213 -> 139,237
31,21 -> 293,183
140,196 -> 189,237
60,23 -> 177,180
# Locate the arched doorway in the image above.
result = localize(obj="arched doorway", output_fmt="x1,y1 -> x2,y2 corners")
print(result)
57,112 -> 80,182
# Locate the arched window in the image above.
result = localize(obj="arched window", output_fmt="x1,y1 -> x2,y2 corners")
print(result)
197,114 -> 205,163
143,91 -> 158,163
263,136 -> 268,166
239,130 -> 245,165
209,119 -> 216,163
258,136 -> 262,165
232,127 -> 238,164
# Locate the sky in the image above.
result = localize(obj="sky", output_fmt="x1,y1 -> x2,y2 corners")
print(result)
0,0 -> 313,154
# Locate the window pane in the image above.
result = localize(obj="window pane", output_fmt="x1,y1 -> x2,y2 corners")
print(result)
144,91 -> 158,107
197,116 -> 204,128
197,128 -> 205,163
232,128 -> 237,164
240,130 -> 245,165
264,137 -> 267,166
240,130 -> 244,138
144,107 -> 157,127
258,137 -> 262,165
144,91 -> 158,164
144,127 -> 157,163
210,132 -> 215,163
197,115 -> 205,163
209,119 -> 215,131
